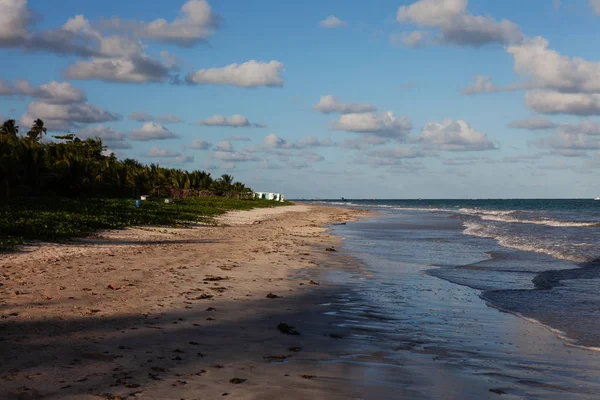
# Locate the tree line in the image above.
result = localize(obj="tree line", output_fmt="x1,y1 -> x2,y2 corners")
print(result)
0,119 -> 252,202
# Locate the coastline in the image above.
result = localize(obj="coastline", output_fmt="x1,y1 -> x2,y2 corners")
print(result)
0,204 -> 408,399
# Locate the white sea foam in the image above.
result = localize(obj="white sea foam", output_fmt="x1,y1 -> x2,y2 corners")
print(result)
463,221 -> 589,262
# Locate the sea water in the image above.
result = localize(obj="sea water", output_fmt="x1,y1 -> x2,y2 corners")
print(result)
317,199 -> 600,398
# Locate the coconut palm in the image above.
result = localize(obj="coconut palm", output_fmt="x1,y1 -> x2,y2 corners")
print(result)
0,119 -> 18,137
27,119 -> 47,142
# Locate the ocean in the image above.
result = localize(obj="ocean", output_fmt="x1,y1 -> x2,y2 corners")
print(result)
314,199 -> 600,398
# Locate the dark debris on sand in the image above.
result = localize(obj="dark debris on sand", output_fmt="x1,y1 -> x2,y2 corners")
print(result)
277,323 -> 300,335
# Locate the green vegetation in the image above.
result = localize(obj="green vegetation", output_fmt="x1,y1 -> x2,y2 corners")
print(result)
1,118 -> 252,199
0,196 -> 290,250
0,119 -> 291,250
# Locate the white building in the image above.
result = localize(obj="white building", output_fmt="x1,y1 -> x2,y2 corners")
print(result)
253,192 -> 285,202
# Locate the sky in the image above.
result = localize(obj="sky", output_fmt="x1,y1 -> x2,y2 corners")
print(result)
1,0 -> 600,199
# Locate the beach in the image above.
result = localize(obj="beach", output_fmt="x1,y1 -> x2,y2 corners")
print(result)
0,204 -> 408,400
2,202 -> 600,400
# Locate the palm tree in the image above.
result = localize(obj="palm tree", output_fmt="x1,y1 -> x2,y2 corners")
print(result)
0,119 -> 19,137
27,119 -> 47,142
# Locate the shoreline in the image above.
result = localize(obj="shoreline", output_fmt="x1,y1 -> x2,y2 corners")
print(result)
1,204 -> 408,399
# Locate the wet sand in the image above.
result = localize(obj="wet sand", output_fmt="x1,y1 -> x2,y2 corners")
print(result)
0,204 -> 423,399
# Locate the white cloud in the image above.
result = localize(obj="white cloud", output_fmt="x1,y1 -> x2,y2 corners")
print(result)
507,37 -> 600,94
0,0 -> 30,46
461,75 -> 533,95
525,90 -> 600,116
21,101 -> 120,131
101,0 -> 217,46
417,119 -> 496,151
532,129 -> 600,154
64,56 -> 170,83
313,95 -> 376,114
129,112 -> 154,122
299,151 -> 325,162
342,136 -> 389,150
213,151 -> 259,162
147,146 -> 181,157
320,15 -> 347,28
198,114 -> 257,127
332,112 -> 412,139
396,0 -> 522,46
508,117 -> 556,130
258,160 -> 283,170
190,139 -> 211,149
590,0 -> 600,15
128,122 -> 177,141
76,125 -> 131,148
264,133 -> 334,149
264,133 -> 286,148
0,79 -> 86,104
175,155 -> 195,163
390,31 -> 428,48
215,140 -> 233,152
186,60 -> 284,87
559,120 -> 600,135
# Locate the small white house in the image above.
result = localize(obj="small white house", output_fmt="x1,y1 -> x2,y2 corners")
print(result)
253,191 -> 285,202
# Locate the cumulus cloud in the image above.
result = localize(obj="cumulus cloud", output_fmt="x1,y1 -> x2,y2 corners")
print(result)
396,0 -> 522,47
320,15 -> 347,28
590,0 -> 600,15
525,90 -> 600,116
190,139 -> 211,149
417,119 -> 496,151
532,129 -> 600,154
101,0 -> 218,46
462,75 -> 534,95
128,122 -> 177,141
186,60 -> 284,87
508,117 -> 556,130
129,112 -> 154,122
0,9 -> 173,83
215,140 -> 233,152
507,37 -> 600,94
0,0 -> 31,46
332,112 -> 412,139
0,79 -> 86,104
390,31 -> 429,47
313,95 -> 376,114
559,120 -> 600,135
21,101 -> 120,131
76,125 -> 131,148
198,114 -> 265,127
64,56 -> 170,83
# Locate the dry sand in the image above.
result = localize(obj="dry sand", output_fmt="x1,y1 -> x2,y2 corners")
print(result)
0,204 -> 419,399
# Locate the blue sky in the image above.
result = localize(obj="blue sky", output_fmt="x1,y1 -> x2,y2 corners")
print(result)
1,0 -> 600,199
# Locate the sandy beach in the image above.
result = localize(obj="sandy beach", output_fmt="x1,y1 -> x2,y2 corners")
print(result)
0,204 -> 417,400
